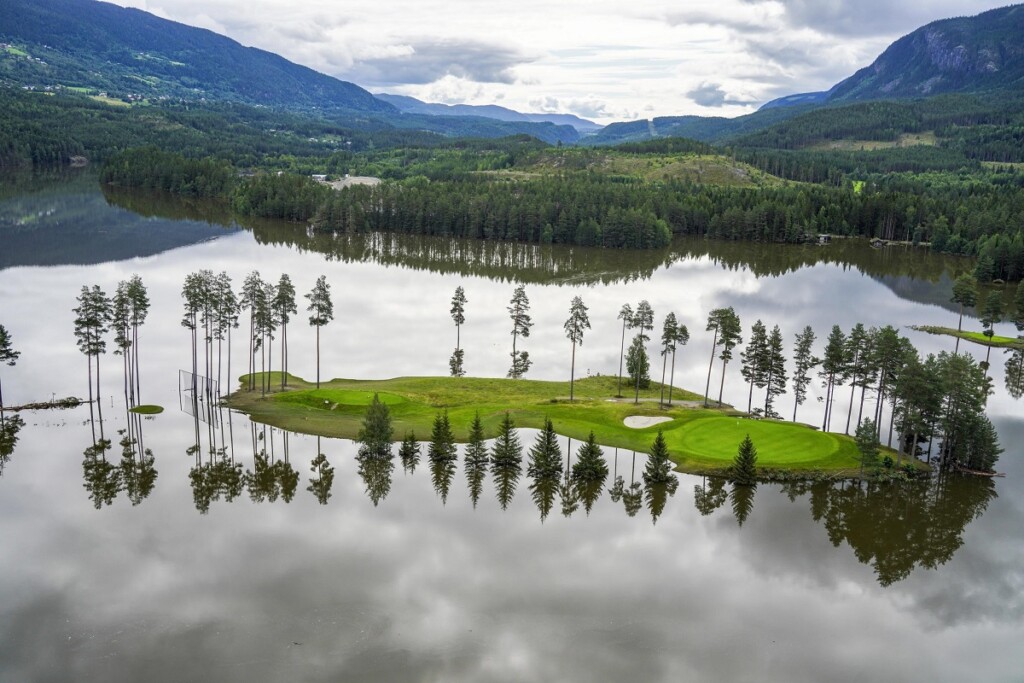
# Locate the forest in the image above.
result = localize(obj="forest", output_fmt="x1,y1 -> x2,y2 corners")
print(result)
5,83 -> 1024,281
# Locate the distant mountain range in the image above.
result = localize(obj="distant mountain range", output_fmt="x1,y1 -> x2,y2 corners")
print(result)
374,94 -> 602,133
761,4 -> 1024,111
0,0 -> 580,144
2,0 -> 1021,149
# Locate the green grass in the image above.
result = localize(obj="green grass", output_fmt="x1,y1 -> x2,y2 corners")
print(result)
227,373 -> 868,476
129,404 -> 164,414
912,325 -> 1024,349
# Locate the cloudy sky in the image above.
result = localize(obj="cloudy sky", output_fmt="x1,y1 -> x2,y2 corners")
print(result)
107,0 -> 1010,123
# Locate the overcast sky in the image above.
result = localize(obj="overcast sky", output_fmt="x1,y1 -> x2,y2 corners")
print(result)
108,0 -> 1011,123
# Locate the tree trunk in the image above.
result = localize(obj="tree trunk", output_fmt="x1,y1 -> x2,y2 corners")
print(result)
570,341 -> 576,402
747,379 -> 754,414
668,347 -> 677,406
660,351 -> 667,406
845,375 -> 857,435
617,319 -> 627,397
316,325 -> 321,389
717,358 -> 727,406
704,329 -> 719,408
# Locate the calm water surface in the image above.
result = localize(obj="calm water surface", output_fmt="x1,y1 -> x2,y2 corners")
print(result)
0,179 -> 1022,682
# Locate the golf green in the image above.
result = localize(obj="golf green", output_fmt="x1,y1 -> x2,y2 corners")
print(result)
672,416 -> 841,466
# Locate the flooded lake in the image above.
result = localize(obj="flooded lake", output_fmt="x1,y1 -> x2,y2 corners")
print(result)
1,176 -> 1022,682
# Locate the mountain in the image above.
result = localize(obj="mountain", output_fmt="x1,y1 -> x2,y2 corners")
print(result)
375,94 -> 603,133
580,105 -> 816,146
828,4 -> 1024,102
0,0 -> 582,144
0,0 -> 393,114
758,92 -> 829,111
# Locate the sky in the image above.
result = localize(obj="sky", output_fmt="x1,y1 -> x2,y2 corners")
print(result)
106,0 -> 1012,124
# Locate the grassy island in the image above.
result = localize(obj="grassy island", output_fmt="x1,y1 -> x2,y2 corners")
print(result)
227,373 -> 869,476
912,325 -> 1024,350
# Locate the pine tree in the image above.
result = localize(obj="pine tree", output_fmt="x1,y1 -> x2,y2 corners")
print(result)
616,303 -> 633,397
305,275 -> 334,389
464,412 -> 489,507
667,322 -> 689,406
570,431 -> 608,484
791,325 -> 817,422
428,410 -> 457,463
631,300 -> 654,403
659,313 -> 678,406
0,324 -> 21,410
818,325 -> 847,432
450,285 -> 467,377
626,335 -> 650,392
527,418 -> 562,479
762,325 -> 787,418
980,291 -> 1003,367
741,319 -> 768,414
731,435 -> 757,486
950,274 -> 977,354
490,412 -> 522,510
716,308 -> 743,407
273,274 -> 297,388
507,284 -> 533,378
564,296 -> 591,401
73,285 -> 112,410
642,430 -> 674,485
855,418 -> 880,474
356,393 -> 393,459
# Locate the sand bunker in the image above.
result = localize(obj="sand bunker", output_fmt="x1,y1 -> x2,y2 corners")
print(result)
623,415 -> 673,429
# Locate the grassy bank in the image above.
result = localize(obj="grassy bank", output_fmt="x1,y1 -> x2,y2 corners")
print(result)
227,373 -> 868,476
912,325 -> 1024,350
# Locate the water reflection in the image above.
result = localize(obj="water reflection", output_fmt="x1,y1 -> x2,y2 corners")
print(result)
356,452 -> 395,506
307,438 -> 335,505
98,183 -> 978,310
1005,349 -> 1024,399
0,412 -> 25,477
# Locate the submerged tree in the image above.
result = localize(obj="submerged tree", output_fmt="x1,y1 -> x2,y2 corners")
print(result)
73,285 -> 112,410
507,284 -> 533,378
450,285 -> 467,377
980,291 -> 1003,367
0,324 -> 21,410
564,296 -> 591,401
306,275 -> 334,389
950,273 -> 978,353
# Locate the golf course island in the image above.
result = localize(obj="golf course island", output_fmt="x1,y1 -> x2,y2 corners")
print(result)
227,372 -> 875,478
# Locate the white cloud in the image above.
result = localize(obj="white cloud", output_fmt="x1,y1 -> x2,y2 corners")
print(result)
105,0 -> 1012,123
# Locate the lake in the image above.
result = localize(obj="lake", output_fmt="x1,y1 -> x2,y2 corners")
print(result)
1,176 -> 1022,682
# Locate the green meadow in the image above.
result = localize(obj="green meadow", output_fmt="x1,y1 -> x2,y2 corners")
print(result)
227,373 -> 867,476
